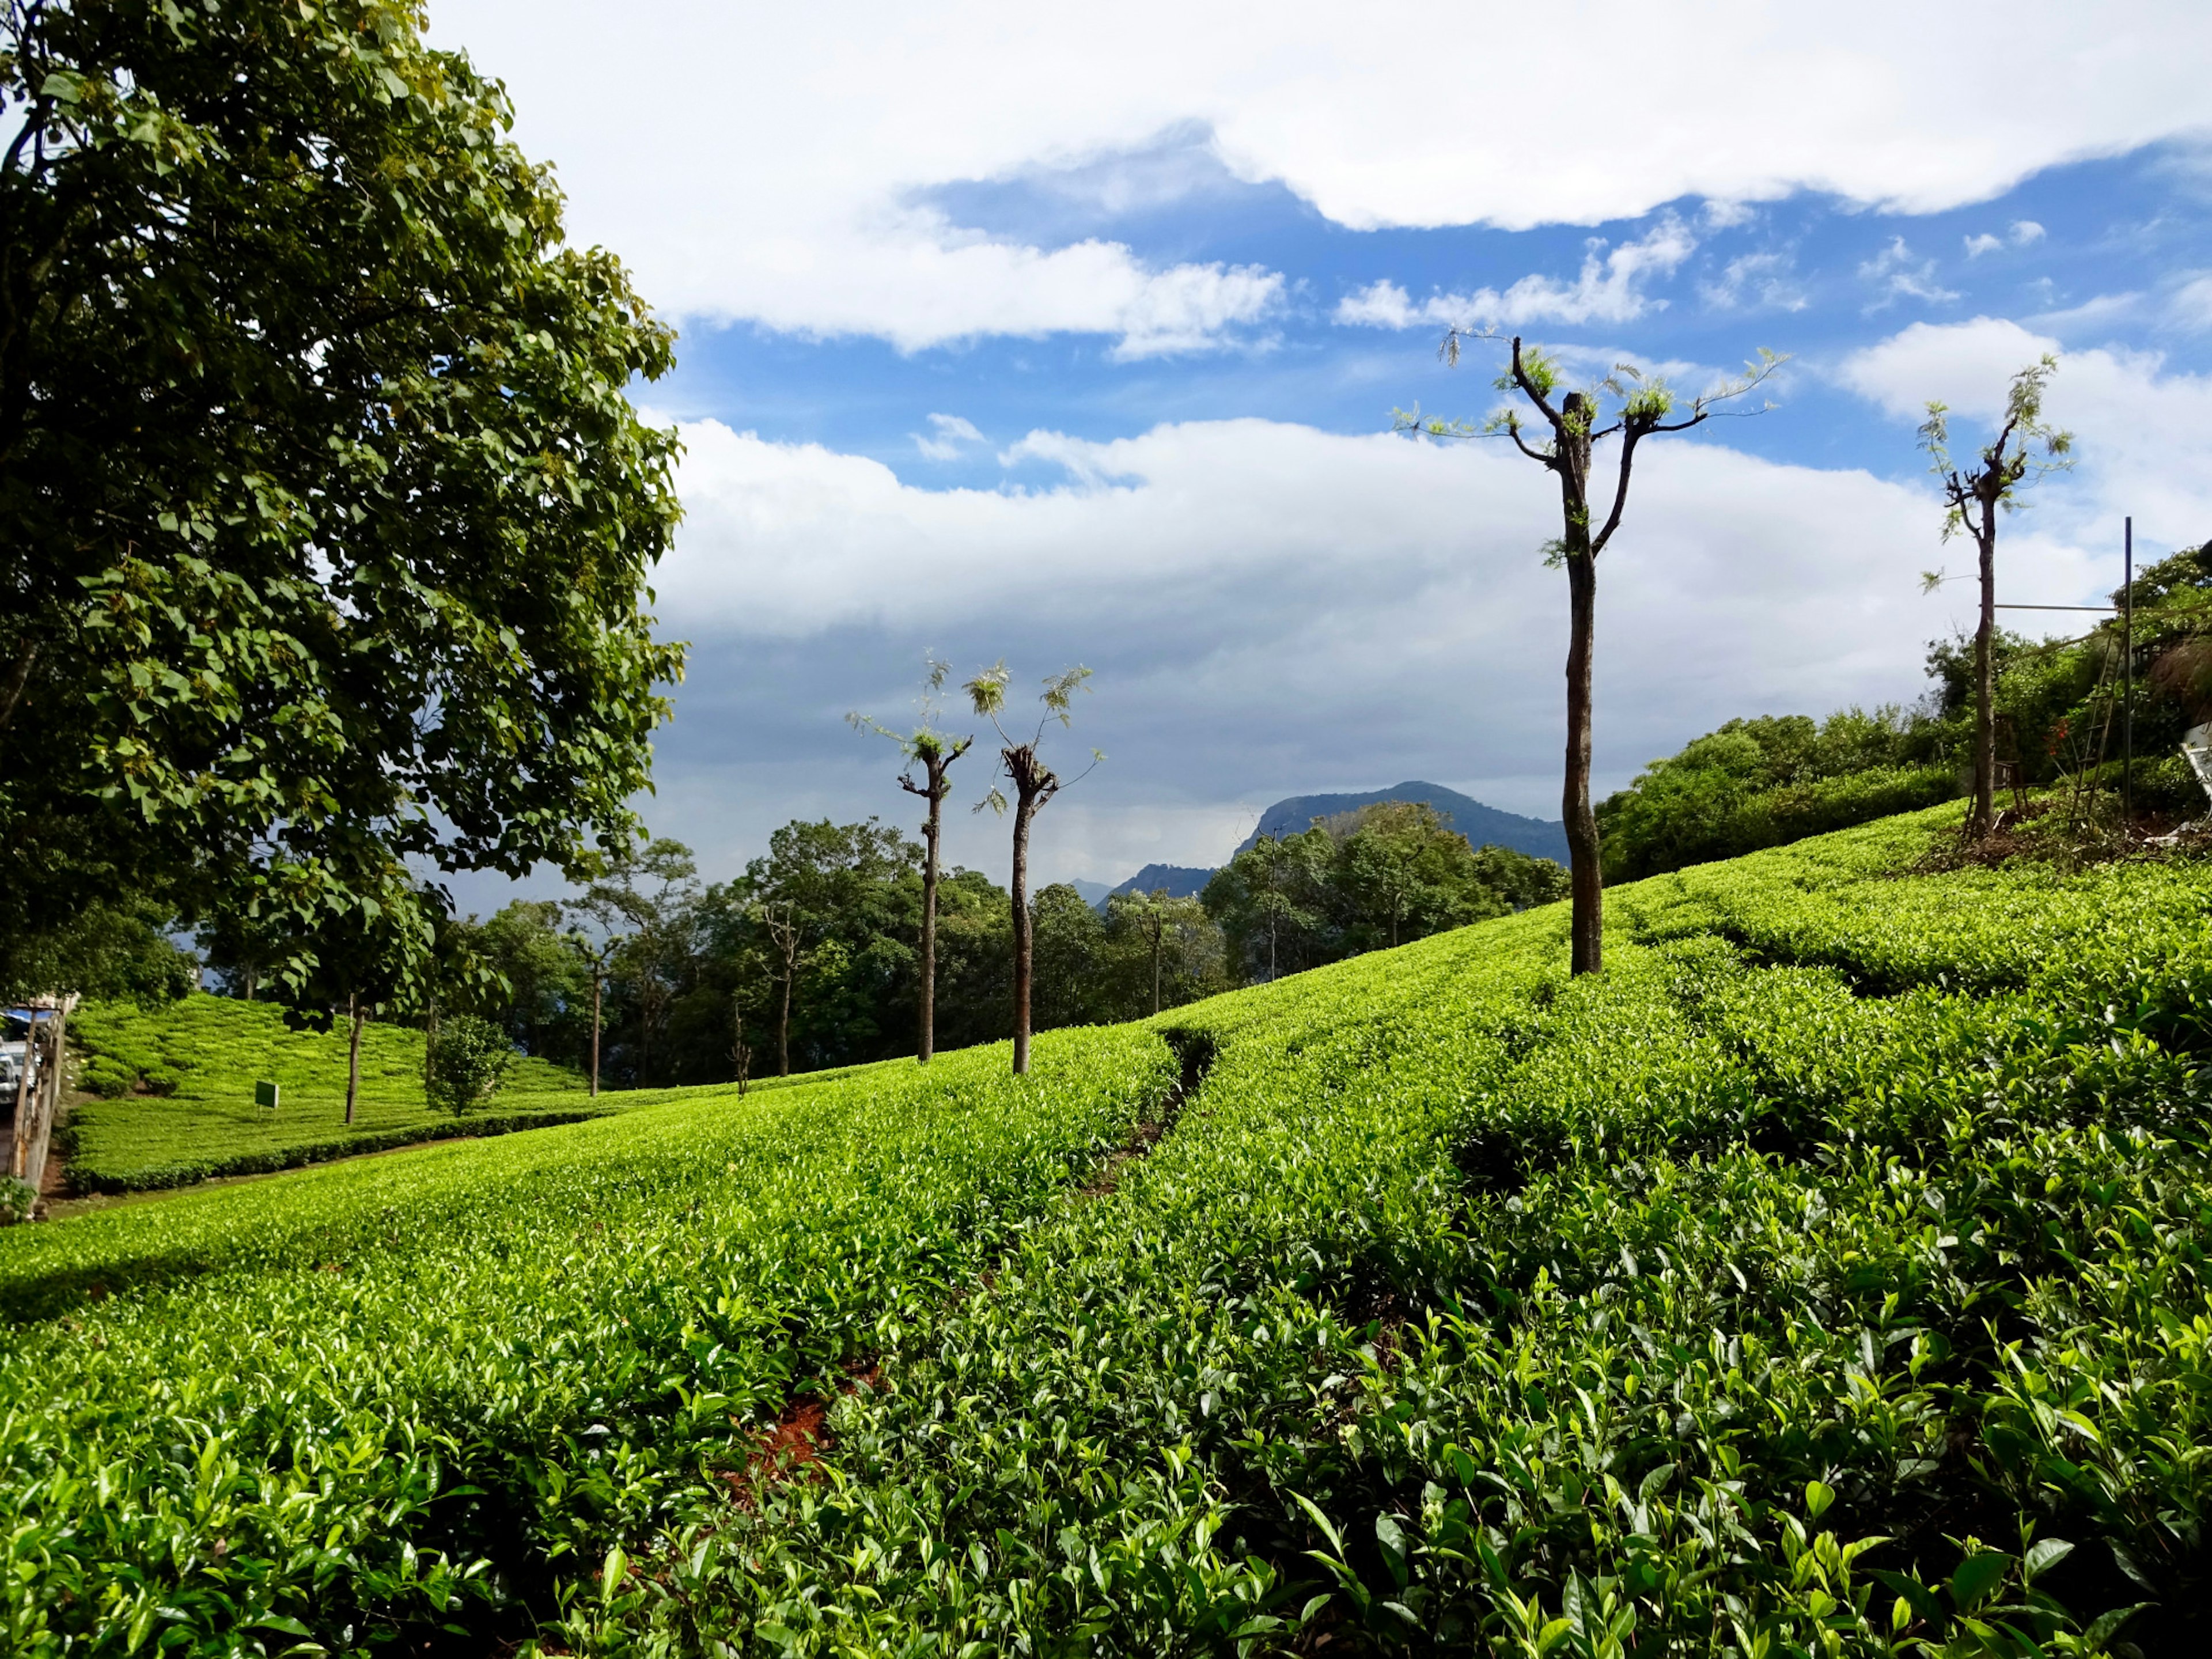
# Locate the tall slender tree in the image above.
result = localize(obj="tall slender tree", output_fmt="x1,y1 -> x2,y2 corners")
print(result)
850,657 -> 973,1062
1917,355 -> 2074,838
967,663 -> 1099,1075
1409,336 -> 1780,974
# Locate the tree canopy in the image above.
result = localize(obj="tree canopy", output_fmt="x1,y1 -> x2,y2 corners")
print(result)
0,0 -> 685,1001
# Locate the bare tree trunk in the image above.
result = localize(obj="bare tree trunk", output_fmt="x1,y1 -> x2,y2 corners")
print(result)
1151,919 -> 1162,1017
1972,522 -> 1998,838
589,967 -> 603,1098
778,965 -> 793,1077
1010,793 -> 1036,1074
1563,544 -> 1603,975
344,995 -> 364,1126
919,786 -> 941,1062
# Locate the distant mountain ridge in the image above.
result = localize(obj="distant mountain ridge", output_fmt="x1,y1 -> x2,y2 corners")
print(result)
1101,863 -> 1216,906
1085,784 -> 1567,912
1237,781 -> 1569,864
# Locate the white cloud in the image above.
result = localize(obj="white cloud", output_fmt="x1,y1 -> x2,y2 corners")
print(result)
1335,219 -> 1696,331
2011,219 -> 2048,245
913,413 -> 987,460
1964,233 -> 2005,257
1702,250 -> 1808,312
1858,237 -> 1961,309
651,411 -> 2122,877
2172,275 -> 2212,331
1969,219 -> 2047,257
430,0 -> 2212,346
1838,317 -> 2212,571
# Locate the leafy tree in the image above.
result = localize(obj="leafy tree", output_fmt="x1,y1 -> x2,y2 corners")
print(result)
1597,707 -> 1957,880
738,817 -> 920,1075
966,664 -> 1099,1074
1917,355 -> 2075,836
1204,803 -> 1564,982
564,840 -> 695,1090
850,657 -> 973,1063
425,1014 -> 514,1114
478,901 -> 586,1060
1408,336 -> 1780,974
1107,889 -> 1215,1016
0,0 -> 685,1001
1203,828 -> 1330,982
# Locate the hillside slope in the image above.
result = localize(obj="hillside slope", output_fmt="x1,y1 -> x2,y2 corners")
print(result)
5,802 -> 2210,1654
61,993 -> 597,1193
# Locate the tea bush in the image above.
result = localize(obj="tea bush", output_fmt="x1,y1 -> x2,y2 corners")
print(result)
62,993 -> 594,1192
6,800 -> 2211,1654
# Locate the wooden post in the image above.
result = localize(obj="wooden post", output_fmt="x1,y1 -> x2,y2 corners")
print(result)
23,999 -> 66,1191
7,1010 -> 39,1183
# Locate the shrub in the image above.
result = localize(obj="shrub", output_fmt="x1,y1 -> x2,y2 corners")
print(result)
425,1015 -> 516,1114
0,1179 -> 34,1225
79,1057 -> 136,1099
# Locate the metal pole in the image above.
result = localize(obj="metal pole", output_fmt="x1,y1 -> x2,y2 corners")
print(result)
2124,517 -> 2134,827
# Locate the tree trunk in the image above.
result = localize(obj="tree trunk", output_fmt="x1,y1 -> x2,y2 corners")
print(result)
1151,922 -> 1161,1017
919,780 -> 941,1062
589,968 -> 602,1098
778,960 -> 793,1077
1563,540 -> 1604,975
1010,793 -> 1036,1074
1972,521 -> 1998,838
344,996 -> 363,1126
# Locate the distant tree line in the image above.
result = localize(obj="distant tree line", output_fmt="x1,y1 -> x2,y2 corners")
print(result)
1597,540 -> 2212,881
187,797 -> 1569,1088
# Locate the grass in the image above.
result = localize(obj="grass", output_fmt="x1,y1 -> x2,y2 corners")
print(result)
7,800 -> 2212,1654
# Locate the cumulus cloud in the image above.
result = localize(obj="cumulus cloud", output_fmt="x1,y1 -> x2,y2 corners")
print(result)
431,0 -> 2212,347
647,412 -> 2119,878
1702,250 -> 1808,312
1966,220 -> 2046,257
912,413 -> 987,460
1838,316 -> 2212,566
1336,219 -> 1696,331
1858,237 -> 1960,309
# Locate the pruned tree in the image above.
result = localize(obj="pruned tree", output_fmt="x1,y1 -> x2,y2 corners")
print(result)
1407,335 -> 1782,974
850,656 -> 974,1062
753,899 -> 806,1077
1916,355 -> 2074,838
966,662 -> 1100,1075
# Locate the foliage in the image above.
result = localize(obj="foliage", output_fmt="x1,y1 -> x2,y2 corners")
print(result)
1605,539 -> 2212,884
1204,800 -> 1567,979
0,0 -> 685,1005
7,802 -> 2211,1652
1598,707 -> 1959,880
0,1179 -> 33,1226
424,1014 -> 516,1114
63,992 -> 587,1191
0,898 -> 197,1007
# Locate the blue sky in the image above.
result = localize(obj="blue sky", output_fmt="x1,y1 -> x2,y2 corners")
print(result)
431,0 -> 2212,901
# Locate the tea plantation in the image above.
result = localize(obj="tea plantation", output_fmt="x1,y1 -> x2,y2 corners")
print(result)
5,803 -> 2209,1654
58,994 -> 604,1193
